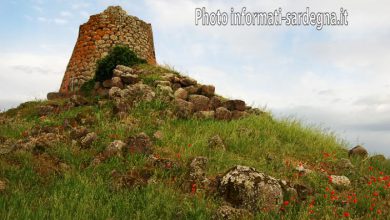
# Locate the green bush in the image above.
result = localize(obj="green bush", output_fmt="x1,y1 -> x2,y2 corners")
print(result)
94,45 -> 146,82
80,79 -> 95,96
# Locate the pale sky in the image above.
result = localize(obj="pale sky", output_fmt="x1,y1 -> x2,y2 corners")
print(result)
0,0 -> 389,156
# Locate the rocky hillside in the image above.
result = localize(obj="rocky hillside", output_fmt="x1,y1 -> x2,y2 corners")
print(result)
1,63 -> 390,219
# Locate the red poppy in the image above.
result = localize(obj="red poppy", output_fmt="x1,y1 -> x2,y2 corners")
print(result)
191,183 -> 197,194
343,212 -> 350,217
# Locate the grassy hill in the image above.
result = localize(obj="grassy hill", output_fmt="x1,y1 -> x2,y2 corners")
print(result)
1,63 -> 390,219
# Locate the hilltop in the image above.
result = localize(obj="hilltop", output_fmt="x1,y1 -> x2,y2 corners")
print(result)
1,62 -> 390,219
1,5 -> 390,220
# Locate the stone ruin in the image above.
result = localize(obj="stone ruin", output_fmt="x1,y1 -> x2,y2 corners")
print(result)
59,6 -> 156,93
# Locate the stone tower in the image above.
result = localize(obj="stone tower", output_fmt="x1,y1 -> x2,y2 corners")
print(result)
59,6 -> 156,93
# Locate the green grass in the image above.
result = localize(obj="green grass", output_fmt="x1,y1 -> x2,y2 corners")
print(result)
1,64 -> 390,219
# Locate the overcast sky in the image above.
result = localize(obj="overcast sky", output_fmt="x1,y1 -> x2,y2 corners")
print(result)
0,0 -> 389,156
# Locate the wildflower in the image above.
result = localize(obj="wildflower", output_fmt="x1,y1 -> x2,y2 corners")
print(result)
377,209 -> 382,215
369,166 -> 373,171
343,212 -> 350,218
373,191 -> 379,197
188,143 -> 192,148
309,209 -> 314,215
191,183 -> 197,194
177,153 -> 181,159
165,162 -> 172,169
353,198 -> 358,204
323,152 -> 330,158
283,201 -> 289,206
328,175 -> 333,183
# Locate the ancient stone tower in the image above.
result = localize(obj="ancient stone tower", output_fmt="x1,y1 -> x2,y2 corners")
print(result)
59,6 -> 156,93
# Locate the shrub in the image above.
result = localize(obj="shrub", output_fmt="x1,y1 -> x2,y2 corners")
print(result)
94,45 -> 146,82
80,79 -> 96,96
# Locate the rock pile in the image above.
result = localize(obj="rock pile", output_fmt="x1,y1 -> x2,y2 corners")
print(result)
90,64 -> 258,121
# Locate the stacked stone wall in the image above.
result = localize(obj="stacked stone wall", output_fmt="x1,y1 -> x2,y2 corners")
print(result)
60,6 -> 156,93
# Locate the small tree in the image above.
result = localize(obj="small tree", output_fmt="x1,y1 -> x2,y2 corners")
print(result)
94,45 -> 146,82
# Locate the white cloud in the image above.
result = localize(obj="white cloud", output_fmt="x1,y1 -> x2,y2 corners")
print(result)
71,2 -> 90,10
54,18 -> 68,24
60,11 -> 72,17
37,17 -> 47,22
32,5 -> 43,12
0,52 -> 67,106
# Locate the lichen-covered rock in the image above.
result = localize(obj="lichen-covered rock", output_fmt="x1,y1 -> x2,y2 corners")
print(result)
102,79 -> 113,88
126,132 -> 153,155
0,139 -> 16,155
20,133 -> 65,152
108,87 -> 122,99
223,100 -> 246,111
213,205 -> 253,220
330,175 -> 350,188
338,158 -> 354,169
174,88 -> 188,100
189,157 -> 208,184
215,107 -> 232,121
121,73 -> 140,84
105,140 -> 126,157
126,83 -> 156,103
189,95 -> 210,112
184,85 -> 199,95
80,132 -> 97,148
70,126 -> 89,140
174,98 -> 194,118
200,85 -> 215,97
148,155 -> 177,170
157,85 -> 173,96
218,165 -> 283,212
208,135 -> 226,151
209,96 -> 223,110
179,76 -> 197,86
111,77 -> 123,88
47,92 -> 64,100
116,65 -> 135,74
348,145 -> 368,158
70,95 -> 88,106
